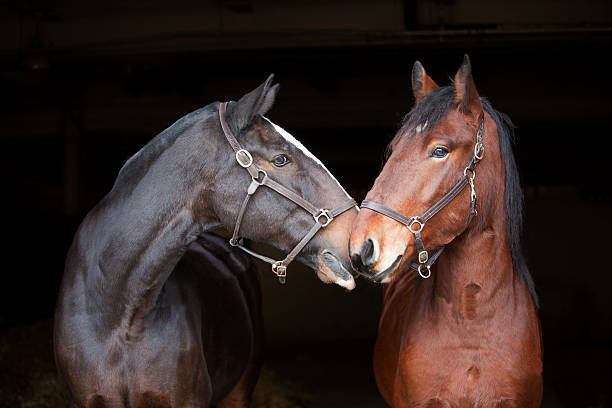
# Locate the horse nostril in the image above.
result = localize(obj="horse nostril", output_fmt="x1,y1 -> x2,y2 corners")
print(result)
350,253 -> 364,271
360,237 -> 378,267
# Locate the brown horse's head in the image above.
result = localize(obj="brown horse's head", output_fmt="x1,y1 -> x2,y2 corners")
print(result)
350,55 -> 490,282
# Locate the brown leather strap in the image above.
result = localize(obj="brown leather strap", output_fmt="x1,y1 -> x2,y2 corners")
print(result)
219,102 -> 259,179
420,176 -> 470,222
360,200 -> 413,226
280,196 -> 357,266
262,177 -> 320,216
282,223 -> 322,265
229,196 -> 356,284
229,179 -> 261,246
219,102 -> 240,152
330,198 -> 359,217
362,175 -> 470,227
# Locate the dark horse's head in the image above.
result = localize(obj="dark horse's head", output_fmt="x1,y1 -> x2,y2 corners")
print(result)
199,75 -> 358,289
349,55 -> 501,283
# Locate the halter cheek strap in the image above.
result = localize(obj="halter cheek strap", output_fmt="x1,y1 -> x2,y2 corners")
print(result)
218,102 -> 357,284
361,113 -> 485,279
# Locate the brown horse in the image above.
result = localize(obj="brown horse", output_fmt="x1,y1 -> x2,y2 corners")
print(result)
349,56 -> 542,407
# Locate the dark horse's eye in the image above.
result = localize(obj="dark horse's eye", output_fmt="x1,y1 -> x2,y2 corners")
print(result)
272,154 -> 290,167
431,146 -> 449,158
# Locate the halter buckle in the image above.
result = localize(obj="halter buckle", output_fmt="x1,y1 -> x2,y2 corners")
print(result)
236,149 -> 254,168
418,264 -> 431,279
408,217 -> 424,233
252,169 -> 268,185
272,261 -> 287,277
418,250 -> 429,264
474,142 -> 484,161
314,209 -> 333,227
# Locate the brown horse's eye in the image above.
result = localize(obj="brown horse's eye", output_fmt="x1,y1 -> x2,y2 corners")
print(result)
272,154 -> 290,167
431,146 -> 449,158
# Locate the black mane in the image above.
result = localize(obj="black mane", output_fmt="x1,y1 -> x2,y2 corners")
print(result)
392,86 -> 538,307
113,104 -> 215,191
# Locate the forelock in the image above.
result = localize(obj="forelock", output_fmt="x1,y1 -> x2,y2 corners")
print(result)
386,86 -> 455,159
399,86 -> 455,139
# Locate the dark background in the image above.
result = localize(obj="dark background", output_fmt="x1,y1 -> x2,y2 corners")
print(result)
1,1 -> 611,407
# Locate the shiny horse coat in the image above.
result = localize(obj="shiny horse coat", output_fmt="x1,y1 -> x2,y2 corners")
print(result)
55,76 -> 358,407
56,233 -> 262,407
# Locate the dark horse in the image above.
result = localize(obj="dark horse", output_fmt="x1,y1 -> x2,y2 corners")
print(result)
55,75 -> 358,407
349,56 -> 542,407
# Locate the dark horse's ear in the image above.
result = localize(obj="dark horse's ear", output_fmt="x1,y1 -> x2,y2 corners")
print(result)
453,54 -> 482,114
412,61 -> 439,104
227,74 -> 280,133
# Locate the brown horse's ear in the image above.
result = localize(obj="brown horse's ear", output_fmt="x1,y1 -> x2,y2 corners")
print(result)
228,74 -> 280,133
412,61 -> 439,104
453,54 -> 482,114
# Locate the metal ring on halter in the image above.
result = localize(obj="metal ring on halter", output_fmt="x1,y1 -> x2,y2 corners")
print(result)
474,142 -> 485,160
236,149 -> 254,168
252,169 -> 268,185
314,209 -> 333,227
272,261 -> 287,277
408,217 -> 424,233
418,264 -> 431,279
463,167 -> 475,180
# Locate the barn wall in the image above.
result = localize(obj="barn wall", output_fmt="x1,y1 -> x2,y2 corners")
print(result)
1,0 -> 610,375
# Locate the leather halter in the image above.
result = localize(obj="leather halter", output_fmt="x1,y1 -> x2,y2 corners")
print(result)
218,102 -> 356,284
361,113 -> 485,279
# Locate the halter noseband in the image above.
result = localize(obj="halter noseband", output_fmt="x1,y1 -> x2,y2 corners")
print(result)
361,113 -> 485,279
219,102 -> 356,284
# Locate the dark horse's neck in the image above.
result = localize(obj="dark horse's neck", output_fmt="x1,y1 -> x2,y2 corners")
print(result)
70,105 -> 223,336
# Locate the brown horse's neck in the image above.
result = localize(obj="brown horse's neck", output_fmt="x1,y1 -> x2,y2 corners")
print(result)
427,123 -> 524,319
431,207 -> 517,319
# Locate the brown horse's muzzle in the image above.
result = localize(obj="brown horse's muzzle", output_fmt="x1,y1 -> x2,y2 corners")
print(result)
349,209 -> 410,282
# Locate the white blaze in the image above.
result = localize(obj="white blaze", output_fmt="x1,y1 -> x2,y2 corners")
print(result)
263,117 -> 354,201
